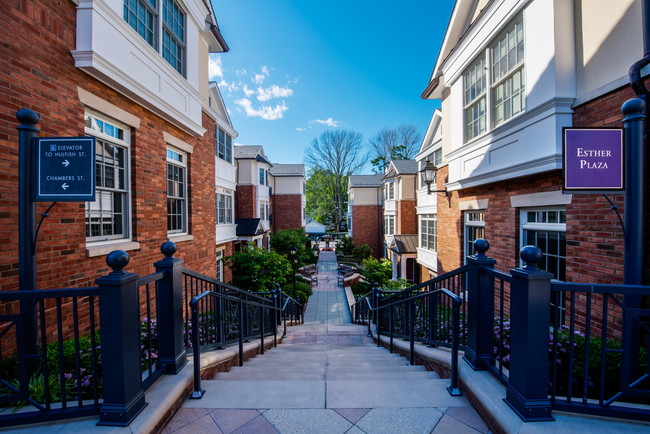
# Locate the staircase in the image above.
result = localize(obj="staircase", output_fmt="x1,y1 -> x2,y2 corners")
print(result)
182,323 -> 464,410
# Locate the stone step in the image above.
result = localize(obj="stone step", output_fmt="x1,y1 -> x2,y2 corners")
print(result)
327,371 -> 440,380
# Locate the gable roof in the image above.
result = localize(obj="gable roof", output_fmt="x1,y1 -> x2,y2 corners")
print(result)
208,81 -> 236,136
270,164 -> 305,177
389,235 -> 418,254
416,109 -> 443,159
384,160 -> 418,179
235,218 -> 265,236
348,174 -> 384,188
234,145 -> 272,165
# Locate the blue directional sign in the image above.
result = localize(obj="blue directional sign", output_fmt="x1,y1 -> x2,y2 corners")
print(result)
34,137 -> 96,201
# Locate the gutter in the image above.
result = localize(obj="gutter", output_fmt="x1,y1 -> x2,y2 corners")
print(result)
629,0 -> 650,98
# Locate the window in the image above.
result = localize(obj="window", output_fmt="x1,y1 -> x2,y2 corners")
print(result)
85,113 -> 130,241
216,127 -> 233,164
420,214 -> 437,251
259,200 -> 269,221
521,209 -> 566,281
521,208 -> 566,324
464,56 -> 487,141
166,147 -> 187,234
491,18 -> 525,126
385,182 -> 395,200
259,168 -> 267,186
463,16 -> 525,142
216,250 -> 223,282
123,0 -> 156,46
217,191 -> 233,224
464,211 -> 485,262
123,0 -> 186,76
384,215 -> 395,236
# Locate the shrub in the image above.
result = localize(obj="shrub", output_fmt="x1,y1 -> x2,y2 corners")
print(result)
353,244 -> 372,261
336,235 -> 356,256
225,244 -> 291,292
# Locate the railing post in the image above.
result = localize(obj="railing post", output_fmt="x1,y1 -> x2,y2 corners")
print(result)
96,251 -> 147,426
447,297 -> 461,396
409,298 -> 415,365
274,284 -> 282,326
505,246 -> 553,422
464,238 -> 496,370
376,288 -> 383,348
154,241 -> 187,374
372,282 -> 379,324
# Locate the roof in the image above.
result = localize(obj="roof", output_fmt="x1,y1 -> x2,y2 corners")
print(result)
384,160 -> 418,179
235,218 -> 265,236
348,174 -> 384,188
269,164 -> 305,177
389,235 -> 418,254
234,145 -> 271,165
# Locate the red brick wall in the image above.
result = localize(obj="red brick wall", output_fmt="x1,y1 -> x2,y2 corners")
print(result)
352,205 -> 382,258
236,185 -> 256,219
397,200 -> 417,235
272,194 -> 302,231
0,1 -> 217,348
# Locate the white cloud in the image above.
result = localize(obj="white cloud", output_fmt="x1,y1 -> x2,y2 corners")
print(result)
242,85 -> 255,97
257,85 -> 294,102
310,117 -> 341,127
219,80 -> 238,94
296,127 -> 306,132
235,98 -> 288,120
253,65 -> 270,84
209,56 -> 223,80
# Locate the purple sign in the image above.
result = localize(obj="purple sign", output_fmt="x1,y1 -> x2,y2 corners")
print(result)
563,128 -> 623,191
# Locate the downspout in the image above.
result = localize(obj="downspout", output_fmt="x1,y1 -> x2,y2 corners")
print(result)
629,0 -> 650,99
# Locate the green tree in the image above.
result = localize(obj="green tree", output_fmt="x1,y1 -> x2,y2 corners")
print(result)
359,257 -> 393,287
224,245 -> 291,292
369,125 -> 421,173
305,167 -> 347,230
270,228 -> 315,265
305,129 -> 368,231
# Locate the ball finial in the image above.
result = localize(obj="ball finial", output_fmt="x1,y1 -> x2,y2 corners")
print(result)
106,250 -> 129,273
473,238 -> 489,257
520,245 -> 543,270
161,241 -> 177,258
16,108 -> 39,125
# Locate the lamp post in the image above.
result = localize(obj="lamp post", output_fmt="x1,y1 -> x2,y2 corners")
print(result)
290,244 -> 298,300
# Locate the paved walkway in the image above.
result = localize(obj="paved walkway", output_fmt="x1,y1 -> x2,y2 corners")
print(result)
165,252 -> 488,433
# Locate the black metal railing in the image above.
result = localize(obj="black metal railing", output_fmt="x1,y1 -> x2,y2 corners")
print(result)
0,288 -> 102,427
548,281 -> 650,420
187,281 -> 303,399
136,270 -> 167,390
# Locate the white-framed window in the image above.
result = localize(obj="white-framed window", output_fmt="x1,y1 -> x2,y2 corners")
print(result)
216,249 -> 224,282
464,55 -> 487,141
216,127 -> 233,163
385,182 -> 395,200
463,16 -> 525,142
384,215 -> 395,236
259,168 -> 268,186
520,208 -> 566,281
464,210 -> 485,262
166,147 -> 187,234
259,200 -> 269,221
217,191 -> 233,225
85,112 -> 131,242
123,0 -> 186,76
420,214 -> 437,251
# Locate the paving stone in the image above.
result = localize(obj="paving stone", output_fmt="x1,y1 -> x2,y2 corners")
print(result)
168,414 -> 223,434
210,409 -> 262,433
263,409 -> 352,433
332,408 -> 371,424
432,414 -> 482,433
231,415 -> 278,434
165,408 -> 216,432
445,406 -> 489,432
355,408 -> 444,434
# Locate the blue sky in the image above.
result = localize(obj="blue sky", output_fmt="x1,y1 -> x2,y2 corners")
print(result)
209,1 -> 455,174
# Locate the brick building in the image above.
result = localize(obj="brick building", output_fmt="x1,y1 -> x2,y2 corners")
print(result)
382,160 -> 419,282
233,145 -> 273,249
347,175 -> 383,258
269,164 -> 306,232
0,0 -> 228,296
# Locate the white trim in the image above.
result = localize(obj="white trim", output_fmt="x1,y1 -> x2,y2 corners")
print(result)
87,240 -> 140,258
78,87 -> 141,128
510,190 -> 572,208
168,234 -> 194,243
164,132 -> 194,154
459,199 -> 489,211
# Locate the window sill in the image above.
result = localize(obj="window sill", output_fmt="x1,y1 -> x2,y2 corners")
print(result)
86,240 -> 141,258
168,234 -> 194,243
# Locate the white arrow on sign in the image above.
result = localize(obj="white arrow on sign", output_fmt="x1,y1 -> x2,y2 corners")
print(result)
61,183 -> 69,190
62,160 -> 70,167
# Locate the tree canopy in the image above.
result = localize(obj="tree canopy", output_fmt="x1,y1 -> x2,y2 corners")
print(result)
304,129 -> 368,231
224,245 -> 291,292
369,125 -> 421,173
